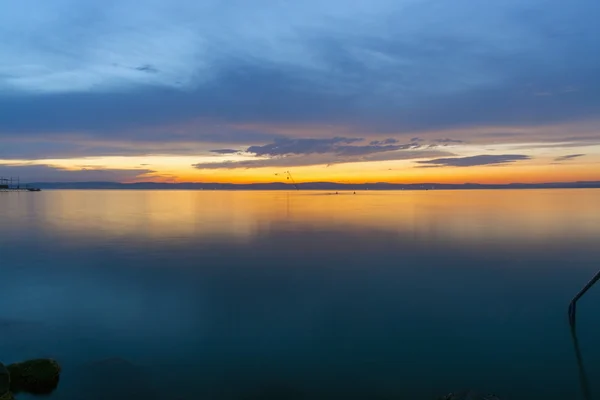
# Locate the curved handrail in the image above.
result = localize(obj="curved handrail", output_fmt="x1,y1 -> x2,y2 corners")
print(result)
568,270 -> 600,327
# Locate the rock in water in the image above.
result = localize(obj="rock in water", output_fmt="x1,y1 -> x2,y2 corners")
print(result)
0,363 -> 9,395
7,358 -> 61,394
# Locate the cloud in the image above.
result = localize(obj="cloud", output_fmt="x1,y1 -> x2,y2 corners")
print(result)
512,136 -> 600,150
193,149 -> 453,170
0,164 -> 155,182
369,138 -> 399,145
335,143 -> 418,156
245,137 -> 426,158
426,137 -> 465,148
0,127 -> 288,159
434,138 -> 464,144
554,154 -> 585,162
192,136 -> 440,169
135,64 -> 159,74
416,154 -> 531,167
210,149 -> 241,154
246,137 -> 362,156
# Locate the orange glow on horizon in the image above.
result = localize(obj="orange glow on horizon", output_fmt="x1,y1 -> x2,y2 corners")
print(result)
154,162 -> 600,185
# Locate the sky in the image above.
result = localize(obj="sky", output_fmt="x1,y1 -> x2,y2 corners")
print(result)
0,0 -> 599,184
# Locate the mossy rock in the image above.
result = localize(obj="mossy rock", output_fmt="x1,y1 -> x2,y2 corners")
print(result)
0,363 -> 9,396
7,359 -> 61,395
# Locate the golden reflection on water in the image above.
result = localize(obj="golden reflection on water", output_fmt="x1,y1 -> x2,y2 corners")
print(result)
2,189 -> 599,245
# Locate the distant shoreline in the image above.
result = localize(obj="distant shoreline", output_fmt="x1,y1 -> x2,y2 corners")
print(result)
25,181 -> 600,190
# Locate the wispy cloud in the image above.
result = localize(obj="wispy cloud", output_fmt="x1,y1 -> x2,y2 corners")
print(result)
554,154 -> 585,162
416,154 -> 530,167
511,136 -> 600,150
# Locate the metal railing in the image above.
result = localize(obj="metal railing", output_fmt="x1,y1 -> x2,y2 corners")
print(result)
568,270 -> 600,327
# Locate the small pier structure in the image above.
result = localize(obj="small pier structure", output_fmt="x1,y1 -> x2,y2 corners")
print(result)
0,176 -> 41,192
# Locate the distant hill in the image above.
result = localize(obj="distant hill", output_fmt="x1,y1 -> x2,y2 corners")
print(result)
28,181 -> 600,190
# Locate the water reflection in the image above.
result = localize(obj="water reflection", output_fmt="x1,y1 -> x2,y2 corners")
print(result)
1,190 -> 599,247
0,189 -> 599,400
571,327 -> 592,400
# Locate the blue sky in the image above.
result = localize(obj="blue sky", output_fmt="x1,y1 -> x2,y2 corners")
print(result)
0,0 -> 599,182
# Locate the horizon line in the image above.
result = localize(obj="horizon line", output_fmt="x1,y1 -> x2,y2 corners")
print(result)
26,179 -> 600,186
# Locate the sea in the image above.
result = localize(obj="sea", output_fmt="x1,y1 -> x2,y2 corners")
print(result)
0,189 -> 599,400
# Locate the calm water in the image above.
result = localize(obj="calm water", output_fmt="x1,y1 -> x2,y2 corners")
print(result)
1,190 -> 599,400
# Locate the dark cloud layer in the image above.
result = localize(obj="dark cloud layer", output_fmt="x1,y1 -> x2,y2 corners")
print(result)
416,154 -> 531,167
1,0 -> 599,144
2,51 -> 598,141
